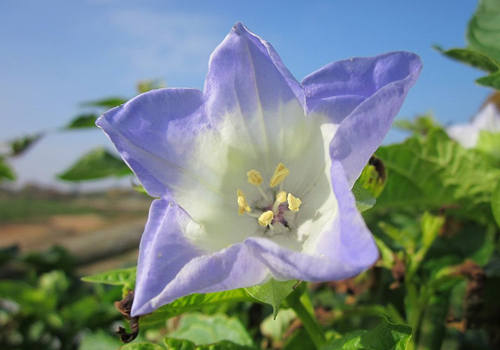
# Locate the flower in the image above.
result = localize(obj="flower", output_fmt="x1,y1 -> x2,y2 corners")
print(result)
97,23 -> 421,316
447,93 -> 500,148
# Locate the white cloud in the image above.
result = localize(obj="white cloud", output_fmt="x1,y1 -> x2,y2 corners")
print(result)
109,9 -> 224,81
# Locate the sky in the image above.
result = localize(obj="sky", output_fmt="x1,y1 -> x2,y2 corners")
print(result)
0,0 -> 490,190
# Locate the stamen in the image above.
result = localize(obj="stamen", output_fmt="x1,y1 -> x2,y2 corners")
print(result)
287,193 -> 302,212
269,163 -> 289,188
247,169 -> 271,201
237,189 -> 251,215
272,191 -> 287,213
258,210 -> 274,226
247,170 -> 263,186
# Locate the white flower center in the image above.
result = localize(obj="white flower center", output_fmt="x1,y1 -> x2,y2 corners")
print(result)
237,163 -> 302,236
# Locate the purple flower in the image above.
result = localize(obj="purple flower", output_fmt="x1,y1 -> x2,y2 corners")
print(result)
97,23 -> 421,316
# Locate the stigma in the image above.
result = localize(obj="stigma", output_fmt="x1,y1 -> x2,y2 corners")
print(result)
236,162 -> 302,235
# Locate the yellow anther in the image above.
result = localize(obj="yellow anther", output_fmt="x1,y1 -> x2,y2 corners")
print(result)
276,191 -> 287,204
237,189 -> 251,215
258,210 -> 275,226
269,163 -> 290,188
247,170 -> 263,186
287,193 -> 302,212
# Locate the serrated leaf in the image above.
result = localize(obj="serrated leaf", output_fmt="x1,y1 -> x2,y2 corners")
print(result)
118,342 -> 165,350
0,157 -> 15,181
467,0 -> 500,64
65,113 -> 99,129
167,313 -> 253,347
375,128 -> 500,223
321,315 -> 412,350
246,279 -> 297,318
141,289 -> 256,327
434,46 -> 500,73
58,147 -> 133,181
82,97 -> 128,109
492,177 -> 500,228
82,267 -> 136,289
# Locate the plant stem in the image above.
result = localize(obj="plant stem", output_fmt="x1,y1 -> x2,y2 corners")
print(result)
286,291 -> 326,349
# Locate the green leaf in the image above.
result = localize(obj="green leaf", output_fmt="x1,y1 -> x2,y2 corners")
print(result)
434,46 -> 500,73
476,130 -> 500,161
141,289 -> 256,327
58,147 -> 133,181
118,342 -> 165,350
245,279 -> 298,318
10,133 -> 43,156
435,0 -> 500,90
467,0 -> 500,64
476,69 -> 500,90
321,315 -> 412,350
374,129 -> 500,223
0,280 -> 57,315
164,338 -> 257,350
164,338 -> 197,350
352,182 -> 376,213
82,267 -> 137,290
492,177 -> 500,228
393,114 -> 440,135
166,313 -> 253,347
82,97 -> 128,109
65,113 -> 99,129
80,330 -> 124,350
0,157 -> 15,181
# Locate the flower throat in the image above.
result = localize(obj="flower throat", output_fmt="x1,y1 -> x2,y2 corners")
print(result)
237,163 -> 302,235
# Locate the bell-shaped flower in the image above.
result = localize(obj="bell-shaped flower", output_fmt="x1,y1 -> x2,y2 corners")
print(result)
97,23 -> 422,317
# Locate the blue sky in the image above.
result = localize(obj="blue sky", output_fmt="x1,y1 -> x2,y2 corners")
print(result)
0,0 -> 490,189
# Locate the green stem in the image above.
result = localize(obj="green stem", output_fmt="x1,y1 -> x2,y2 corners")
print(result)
286,291 -> 326,349
406,282 -> 422,350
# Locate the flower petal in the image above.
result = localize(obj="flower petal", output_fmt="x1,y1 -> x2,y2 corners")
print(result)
96,88 -> 209,198
244,161 -> 378,282
303,52 -> 422,185
204,23 -> 306,159
132,199 -> 203,316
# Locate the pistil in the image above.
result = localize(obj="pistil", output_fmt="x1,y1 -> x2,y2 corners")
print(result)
272,191 -> 287,214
